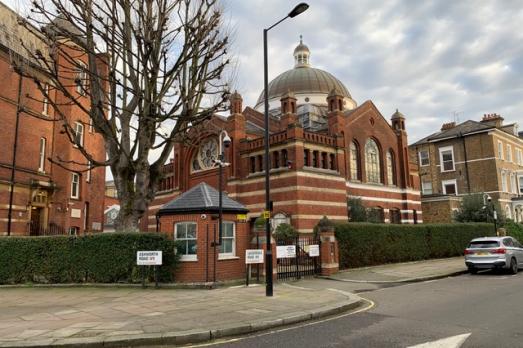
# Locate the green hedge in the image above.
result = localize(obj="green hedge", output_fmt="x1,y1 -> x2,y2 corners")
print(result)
335,223 -> 494,269
505,221 -> 523,242
0,233 -> 179,284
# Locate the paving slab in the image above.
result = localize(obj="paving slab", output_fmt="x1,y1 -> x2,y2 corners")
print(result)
327,257 -> 467,283
0,283 -> 362,347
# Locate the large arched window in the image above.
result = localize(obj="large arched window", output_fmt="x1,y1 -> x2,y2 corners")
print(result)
365,139 -> 381,183
386,150 -> 395,186
350,141 -> 359,180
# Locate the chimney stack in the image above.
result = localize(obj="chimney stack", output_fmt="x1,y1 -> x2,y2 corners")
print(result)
480,113 -> 504,128
441,122 -> 456,131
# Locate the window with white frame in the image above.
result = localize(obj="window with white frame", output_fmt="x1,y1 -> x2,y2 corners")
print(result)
38,137 -> 46,172
511,173 -> 517,194
439,146 -> 455,172
219,221 -> 235,257
75,61 -> 88,95
175,222 -> 197,261
519,176 -> 523,194
71,172 -> 80,199
74,122 -> 84,147
419,150 -> 430,166
86,161 -> 91,183
498,141 -> 503,160
42,84 -> 49,115
516,148 -> 522,166
506,144 -> 512,162
501,172 -> 507,192
422,181 -> 433,195
442,179 -> 457,195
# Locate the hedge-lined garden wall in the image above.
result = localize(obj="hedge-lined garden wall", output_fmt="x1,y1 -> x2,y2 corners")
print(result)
335,223 -> 494,269
506,222 -> 523,242
0,233 -> 179,284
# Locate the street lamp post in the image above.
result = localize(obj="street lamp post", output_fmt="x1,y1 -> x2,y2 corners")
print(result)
216,130 -> 231,246
483,193 -> 497,236
263,3 -> 309,297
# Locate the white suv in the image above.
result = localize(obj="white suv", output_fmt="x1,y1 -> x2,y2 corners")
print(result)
464,237 -> 523,274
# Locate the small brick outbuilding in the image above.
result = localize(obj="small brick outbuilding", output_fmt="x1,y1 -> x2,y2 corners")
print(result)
157,183 -> 250,283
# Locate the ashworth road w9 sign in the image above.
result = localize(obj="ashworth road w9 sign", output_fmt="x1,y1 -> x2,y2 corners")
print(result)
136,251 -> 162,266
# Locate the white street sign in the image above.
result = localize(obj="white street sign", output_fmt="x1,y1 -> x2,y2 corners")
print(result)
308,244 -> 320,257
137,251 -> 163,266
277,245 -> 296,259
245,249 -> 264,264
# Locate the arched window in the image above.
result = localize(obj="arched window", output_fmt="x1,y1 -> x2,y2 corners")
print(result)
386,150 -> 395,186
365,139 -> 381,183
350,142 -> 359,180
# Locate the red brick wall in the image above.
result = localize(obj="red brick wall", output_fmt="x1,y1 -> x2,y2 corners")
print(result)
158,212 -> 250,283
148,94 -> 422,235
0,39 -> 106,235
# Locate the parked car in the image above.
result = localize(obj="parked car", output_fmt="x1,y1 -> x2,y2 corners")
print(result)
464,236 -> 523,274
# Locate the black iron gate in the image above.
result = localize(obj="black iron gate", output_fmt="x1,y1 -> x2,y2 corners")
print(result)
276,236 -> 321,280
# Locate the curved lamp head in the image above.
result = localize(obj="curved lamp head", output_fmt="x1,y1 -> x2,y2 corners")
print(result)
288,3 -> 309,18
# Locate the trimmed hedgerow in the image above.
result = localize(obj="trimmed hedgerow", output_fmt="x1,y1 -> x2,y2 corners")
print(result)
335,223 -> 494,269
0,233 -> 179,284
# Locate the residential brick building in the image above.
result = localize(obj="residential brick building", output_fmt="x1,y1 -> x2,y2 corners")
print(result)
145,38 -> 422,257
409,114 -> 523,223
0,3 -> 106,236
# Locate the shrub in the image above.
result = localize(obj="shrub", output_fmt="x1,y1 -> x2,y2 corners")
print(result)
505,221 -> 523,243
348,198 -> 367,222
335,222 -> 494,269
273,223 -> 298,240
0,233 -> 179,284
454,193 -> 506,226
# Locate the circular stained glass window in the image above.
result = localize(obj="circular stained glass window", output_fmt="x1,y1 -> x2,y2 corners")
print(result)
197,138 -> 219,170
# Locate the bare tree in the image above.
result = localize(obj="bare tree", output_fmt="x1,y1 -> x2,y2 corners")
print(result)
18,0 -> 231,231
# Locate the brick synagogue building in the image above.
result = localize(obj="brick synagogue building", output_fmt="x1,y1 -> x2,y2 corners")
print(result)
0,3 -> 106,236
146,39 -> 422,241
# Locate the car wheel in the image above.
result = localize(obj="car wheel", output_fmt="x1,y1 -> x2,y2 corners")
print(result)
468,267 -> 478,274
510,258 -> 518,275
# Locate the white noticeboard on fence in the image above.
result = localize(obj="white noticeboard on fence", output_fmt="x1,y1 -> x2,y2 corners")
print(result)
277,245 -> 296,259
137,251 -> 163,266
245,249 -> 264,264
308,244 -> 320,257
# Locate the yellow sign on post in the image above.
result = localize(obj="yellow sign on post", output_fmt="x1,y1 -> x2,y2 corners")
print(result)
236,214 -> 247,222
262,210 -> 270,219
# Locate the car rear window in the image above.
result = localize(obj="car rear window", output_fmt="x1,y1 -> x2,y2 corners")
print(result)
468,241 -> 500,248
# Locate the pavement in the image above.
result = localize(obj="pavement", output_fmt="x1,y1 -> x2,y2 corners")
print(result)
0,257 -> 467,347
326,256 -> 467,283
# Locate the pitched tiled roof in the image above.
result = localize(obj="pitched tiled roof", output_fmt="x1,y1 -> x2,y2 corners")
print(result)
411,120 -> 495,145
158,182 -> 248,215
0,2 -> 50,65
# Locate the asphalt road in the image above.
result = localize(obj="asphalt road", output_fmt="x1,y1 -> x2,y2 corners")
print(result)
199,271 -> 523,348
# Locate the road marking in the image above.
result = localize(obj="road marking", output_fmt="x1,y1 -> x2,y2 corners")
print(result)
407,333 -> 471,348
191,297 -> 375,347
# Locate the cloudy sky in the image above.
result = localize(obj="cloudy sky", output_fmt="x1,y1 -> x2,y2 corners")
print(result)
222,0 -> 523,143
5,0 -> 522,144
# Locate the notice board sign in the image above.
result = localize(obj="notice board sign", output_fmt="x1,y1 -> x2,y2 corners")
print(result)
245,249 -> 264,264
308,244 -> 320,257
276,245 -> 296,259
137,251 -> 163,266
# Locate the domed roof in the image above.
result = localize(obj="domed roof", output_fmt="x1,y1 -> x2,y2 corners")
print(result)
293,35 -> 310,54
256,67 -> 351,105
391,109 -> 405,119
256,38 -> 352,107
